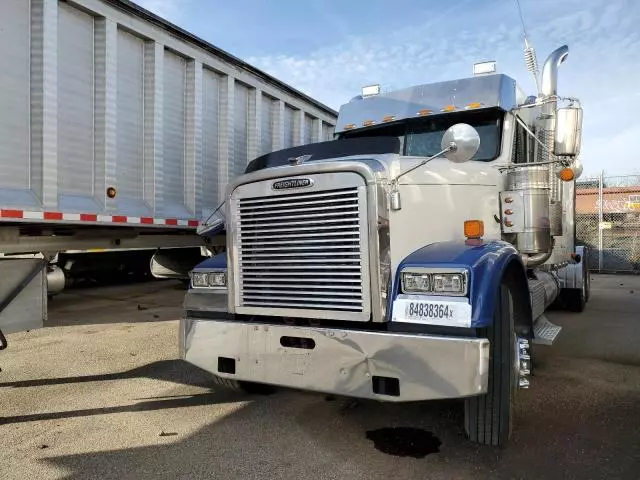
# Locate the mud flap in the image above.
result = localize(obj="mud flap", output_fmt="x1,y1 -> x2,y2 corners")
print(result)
0,258 -> 48,349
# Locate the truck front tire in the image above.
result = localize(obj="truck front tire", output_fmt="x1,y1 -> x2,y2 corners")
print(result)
464,281 -> 516,446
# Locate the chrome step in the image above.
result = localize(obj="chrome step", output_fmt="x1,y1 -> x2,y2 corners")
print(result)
532,315 -> 562,346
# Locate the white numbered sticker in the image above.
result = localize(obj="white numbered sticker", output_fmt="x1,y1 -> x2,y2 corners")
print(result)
392,295 -> 472,327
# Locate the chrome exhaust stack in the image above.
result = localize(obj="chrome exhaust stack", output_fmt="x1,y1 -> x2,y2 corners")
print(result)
538,46 -> 569,237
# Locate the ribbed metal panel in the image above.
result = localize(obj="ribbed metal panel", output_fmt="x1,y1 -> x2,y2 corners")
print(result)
94,18 -> 117,212
57,3 -> 95,198
322,122 -> 335,141
116,29 -> 145,202
184,60 -> 202,216
202,68 -> 220,211
236,187 -> 366,313
0,0 -> 337,226
303,114 -> 314,145
143,41 -> 163,211
30,0 -> 58,208
260,95 -> 274,155
0,0 -> 30,190
283,105 -> 295,148
163,49 -> 187,209
233,82 -> 249,178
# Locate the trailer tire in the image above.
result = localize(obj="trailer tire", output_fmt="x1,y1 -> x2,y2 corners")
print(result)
562,288 -> 586,312
562,258 -> 588,312
464,280 -> 516,446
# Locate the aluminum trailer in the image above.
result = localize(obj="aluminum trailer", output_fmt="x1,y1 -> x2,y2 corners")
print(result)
0,0 -> 336,344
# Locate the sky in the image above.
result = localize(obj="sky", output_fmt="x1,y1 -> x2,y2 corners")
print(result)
136,0 -> 640,178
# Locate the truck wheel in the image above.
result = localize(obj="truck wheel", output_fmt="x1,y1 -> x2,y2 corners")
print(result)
582,252 -> 591,303
562,287 -> 586,312
562,259 -> 588,312
464,281 -> 516,446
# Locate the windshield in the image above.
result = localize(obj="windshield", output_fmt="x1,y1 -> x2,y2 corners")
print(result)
340,108 -> 503,162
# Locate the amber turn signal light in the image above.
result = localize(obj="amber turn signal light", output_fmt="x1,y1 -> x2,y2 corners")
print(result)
558,167 -> 575,182
464,220 -> 484,239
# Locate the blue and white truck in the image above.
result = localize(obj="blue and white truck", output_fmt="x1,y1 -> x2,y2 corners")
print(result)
181,44 -> 589,446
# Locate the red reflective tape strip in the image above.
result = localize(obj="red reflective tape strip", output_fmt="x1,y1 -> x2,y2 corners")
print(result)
44,212 -> 63,220
165,219 -> 178,226
141,217 -> 154,224
188,220 -> 199,227
80,214 -> 98,222
112,215 -> 127,223
1,209 -> 24,218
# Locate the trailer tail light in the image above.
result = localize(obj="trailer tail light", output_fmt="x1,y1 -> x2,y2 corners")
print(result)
464,220 -> 484,239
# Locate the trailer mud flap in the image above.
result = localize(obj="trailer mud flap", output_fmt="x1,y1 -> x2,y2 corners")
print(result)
0,258 -> 47,349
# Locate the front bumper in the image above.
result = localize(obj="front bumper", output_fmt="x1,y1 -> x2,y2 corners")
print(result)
181,317 -> 489,402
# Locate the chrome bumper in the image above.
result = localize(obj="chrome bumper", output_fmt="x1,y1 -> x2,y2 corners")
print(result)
180,318 -> 490,402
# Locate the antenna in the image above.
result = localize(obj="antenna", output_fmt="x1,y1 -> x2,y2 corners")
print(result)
515,0 -> 540,93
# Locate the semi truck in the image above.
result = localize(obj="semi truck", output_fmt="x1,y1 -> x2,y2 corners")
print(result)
0,0 -> 336,347
181,44 -> 589,446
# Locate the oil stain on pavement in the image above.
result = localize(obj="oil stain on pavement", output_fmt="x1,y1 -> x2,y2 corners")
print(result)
365,427 -> 442,458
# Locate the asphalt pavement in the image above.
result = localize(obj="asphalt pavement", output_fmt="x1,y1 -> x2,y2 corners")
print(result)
1,275 -> 639,479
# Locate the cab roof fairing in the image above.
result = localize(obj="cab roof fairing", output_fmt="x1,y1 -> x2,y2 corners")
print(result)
335,74 -> 529,134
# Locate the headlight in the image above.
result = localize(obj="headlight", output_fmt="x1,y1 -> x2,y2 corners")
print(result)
207,271 -> 226,287
432,273 -> 465,294
191,270 -> 226,289
400,270 -> 467,296
401,272 -> 431,293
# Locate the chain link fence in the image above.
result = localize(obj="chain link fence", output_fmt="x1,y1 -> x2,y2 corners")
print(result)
576,174 -> 640,273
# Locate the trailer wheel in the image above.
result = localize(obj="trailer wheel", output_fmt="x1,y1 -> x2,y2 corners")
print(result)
464,281 -> 516,446
584,259 -> 591,303
562,259 -> 588,312
211,375 -> 275,395
562,286 -> 586,312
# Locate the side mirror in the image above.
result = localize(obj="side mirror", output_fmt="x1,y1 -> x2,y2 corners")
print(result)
555,103 -> 583,156
441,123 -> 481,163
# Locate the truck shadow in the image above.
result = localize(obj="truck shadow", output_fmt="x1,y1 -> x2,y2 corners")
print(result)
0,359 -> 209,390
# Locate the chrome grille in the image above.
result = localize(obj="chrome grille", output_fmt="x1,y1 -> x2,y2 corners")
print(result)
236,186 -> 367,316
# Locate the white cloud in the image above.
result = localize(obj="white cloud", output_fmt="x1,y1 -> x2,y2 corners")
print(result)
248,0 -> 640,177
